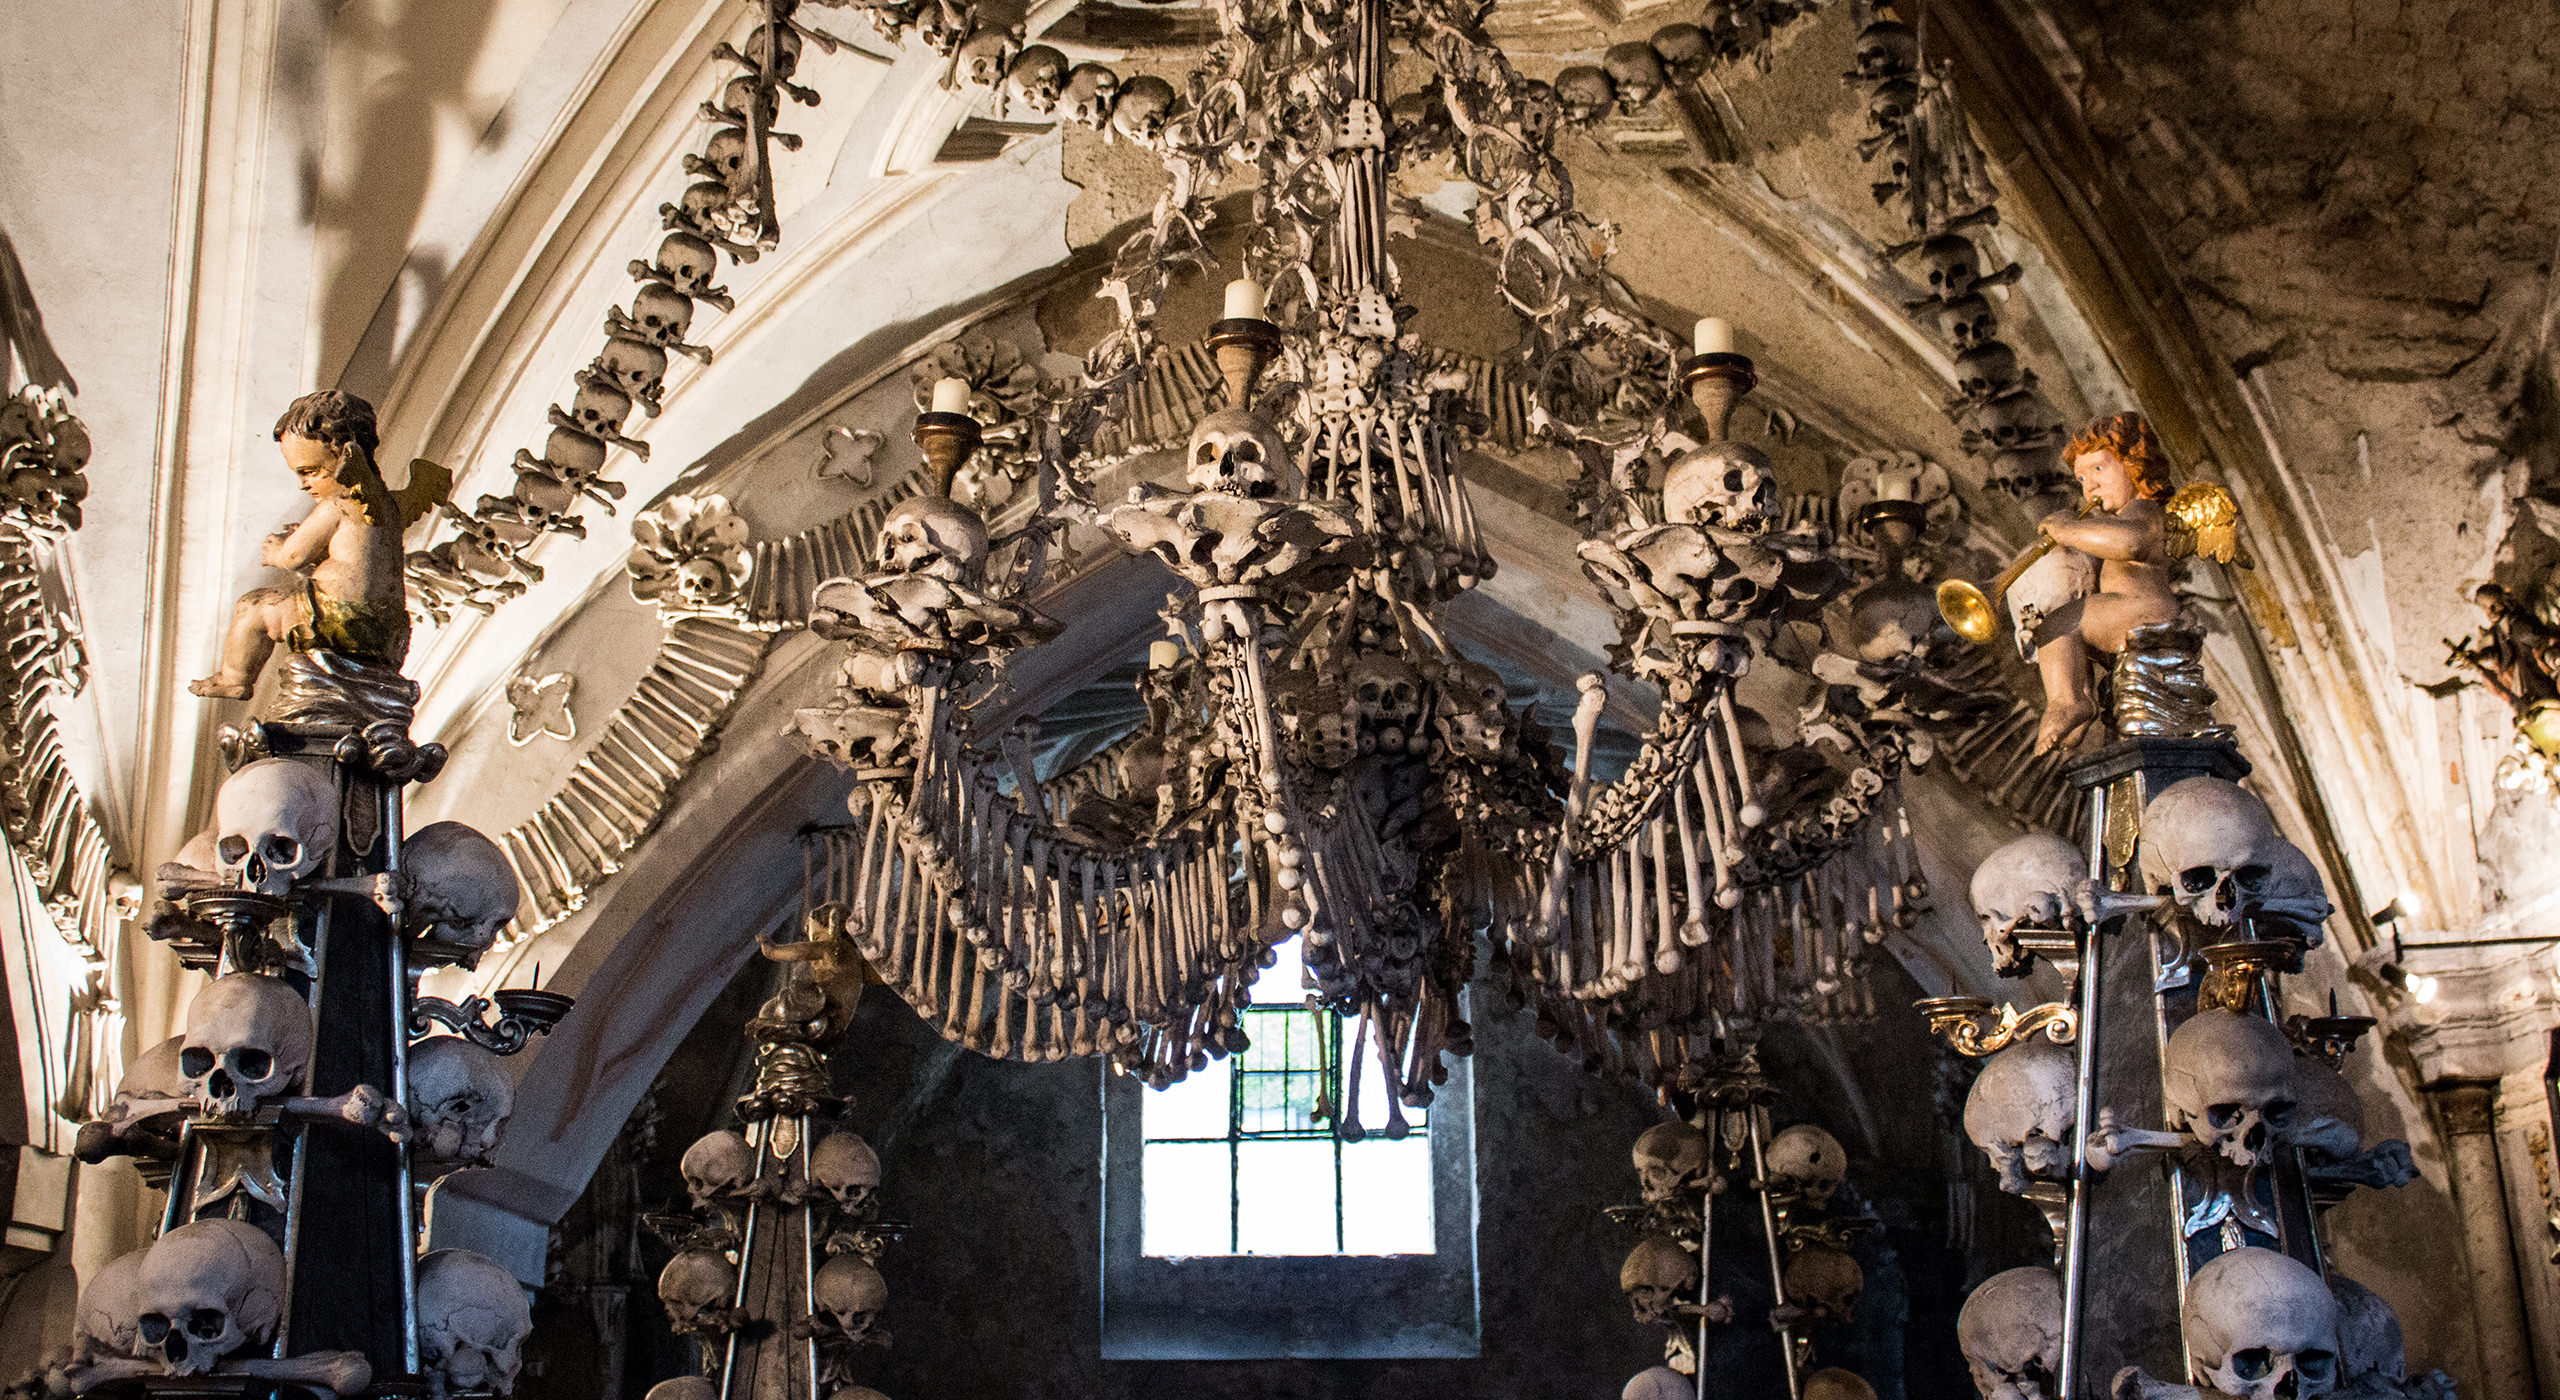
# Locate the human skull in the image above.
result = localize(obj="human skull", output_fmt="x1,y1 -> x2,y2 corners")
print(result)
1185,408 -> 1300,498
693,126 -> 751,192
2186,1248 -> 2340,1400
646,1380 -> 716,1400
1963,1039 -> 2076,1196
1851,20 -> 1918,80
1969,832 -> 2086,974
1512,81 -> 1561,150
401,820 -> 519,959
1433,657 -> 1510,759
595,338 -> 670,406
417,1249 -> 532,1396
1619,1236 -> 1696,1324
1661,443 -> 1777,531
136,1219 -> 283,1376
1623,1368 -> 1690,1400
814,1255 -> 888,1344
657,1249 -> 738,1333
2237,835 -> 2332,942
651,232 -> 723,297
2163,1010 -> 2298,1169
74,1248 -> 149,1361
1934,293 -> 2001,350
180,974 -> 314,1116
2326,1274 -> 2406,1389
1601,43 -> 1665,111
1350,651 -> 1423,746
736,24 -> 804,79
876,496 -> 990,584
1984,445 -> 2063,498
1917,233 -> 1986,301
681,1128 -> 760,1211
1955,342 -> 2024,403
1957,1266 -> 2061,1400
1785,1244 -> 1863,1321
563,377 -> 635,438
810,1131 -> 884,1216
1803,1370 -> 1878,1400
1866,76 -> 1920,129
958,28 -> 1013,89
1270,668 -> 1358,770
407,1035 -> 512,1166
212,758 -> 336,897
627,284 -> 697,347
1632,1120 -> 1711,1203
1764,1123 -> 1847,1205
527,428 -> 608,493
1650,23 -> 1712,85
1063,63 -> 1120,129
1005,45 -> 1069,115
2139,778 -> 2278,928
1968,393 -> 2059,455
1111,75 -> 1177,145
1553,66 -> 1618,126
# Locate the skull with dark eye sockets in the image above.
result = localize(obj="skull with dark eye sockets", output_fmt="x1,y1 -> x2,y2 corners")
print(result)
1553,66 -> 1618,126
1649,23 -> 1712,85
2186,1249 -> 2341,1400
1954,341 -> 2024,402
1933,291 -> 2000,350
1851,20 -> 1919,80
1184,408 -> 1300,499
178,974 -> 313,1117
1602,42 -> 1665,111
2164,1010 -> 2300,1169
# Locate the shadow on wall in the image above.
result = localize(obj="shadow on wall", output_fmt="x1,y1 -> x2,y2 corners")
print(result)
526,949 -> 2007,1399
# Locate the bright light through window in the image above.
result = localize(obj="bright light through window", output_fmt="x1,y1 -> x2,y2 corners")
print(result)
1139,936 -> 1435,1256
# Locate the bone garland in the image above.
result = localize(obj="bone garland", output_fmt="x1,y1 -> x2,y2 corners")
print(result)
0,400 -> 125,1130
1838,15 -> 2067,496
406,5 -> 833,618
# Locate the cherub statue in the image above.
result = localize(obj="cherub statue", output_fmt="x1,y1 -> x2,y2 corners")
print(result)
2011,412 -> 2186,753
2447,578 -> 2560,712
189,391 -> 448,698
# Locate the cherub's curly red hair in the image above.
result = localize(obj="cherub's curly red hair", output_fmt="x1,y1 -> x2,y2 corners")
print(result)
2063,411 -> 2172,501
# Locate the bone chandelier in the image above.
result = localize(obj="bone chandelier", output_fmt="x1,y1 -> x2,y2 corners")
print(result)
790,0 -> 1929,1101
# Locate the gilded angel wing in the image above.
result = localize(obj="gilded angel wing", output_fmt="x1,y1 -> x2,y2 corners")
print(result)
2164,481 -> 2246,566
395,458 -> 456,530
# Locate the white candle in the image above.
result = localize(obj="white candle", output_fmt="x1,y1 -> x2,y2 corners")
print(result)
930,377 -> 971,415
1875,466 -> 1917,502
1224,278 -> 1267,321
1148,640 -> 1181,669
1692,317 -> 1734,356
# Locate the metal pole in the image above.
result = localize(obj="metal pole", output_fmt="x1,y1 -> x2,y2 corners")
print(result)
1747,1108 -> 1801,1400
721,1121 -> 766,1400
2057,781 -> 2109,1400
1694,1106 -> 1716,1400
387,784 -> 419,1376
800,1123 -> 821,1400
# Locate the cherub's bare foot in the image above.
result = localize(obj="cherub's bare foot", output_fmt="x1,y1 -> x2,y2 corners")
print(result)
188,677 -> 253,699
2034,697 -> 2095,754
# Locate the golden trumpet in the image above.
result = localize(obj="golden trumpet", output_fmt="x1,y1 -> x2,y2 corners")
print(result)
1936,500 -> 2096,646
